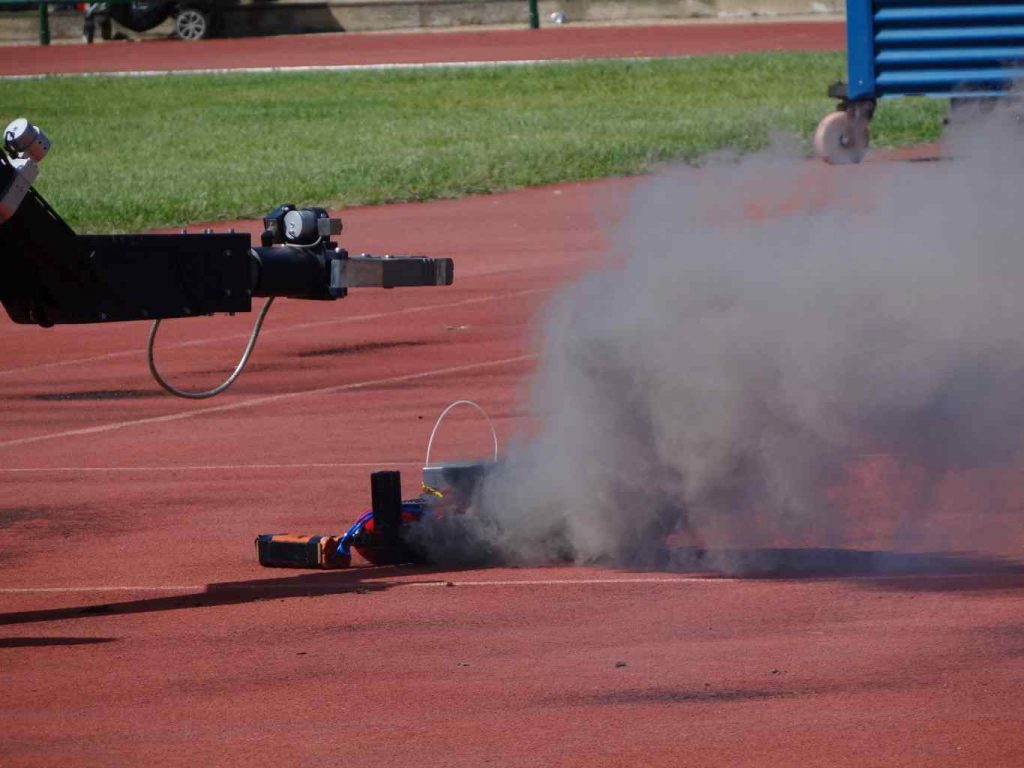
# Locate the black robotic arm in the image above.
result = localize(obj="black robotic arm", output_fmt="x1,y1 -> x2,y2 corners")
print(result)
0,118 -> 454,396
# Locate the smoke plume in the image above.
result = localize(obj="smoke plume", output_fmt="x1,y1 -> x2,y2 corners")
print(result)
411,107 -> 1024,574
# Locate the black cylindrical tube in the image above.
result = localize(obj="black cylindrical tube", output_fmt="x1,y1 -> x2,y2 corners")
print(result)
371,470 -> 403,546
249,245 -> 329,300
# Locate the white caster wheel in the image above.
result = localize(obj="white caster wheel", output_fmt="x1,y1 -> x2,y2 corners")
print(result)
814,110 -> 869,165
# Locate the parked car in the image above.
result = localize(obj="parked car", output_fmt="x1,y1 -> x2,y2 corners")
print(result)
94,1 -> 221,41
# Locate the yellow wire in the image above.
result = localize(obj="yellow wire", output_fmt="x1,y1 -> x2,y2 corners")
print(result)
421,483 -> 445,498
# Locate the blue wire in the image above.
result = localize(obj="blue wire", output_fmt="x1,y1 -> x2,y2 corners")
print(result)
336,501 -> 432,560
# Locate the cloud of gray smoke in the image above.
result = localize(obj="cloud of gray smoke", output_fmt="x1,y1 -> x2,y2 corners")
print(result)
409,107 -> 1024,574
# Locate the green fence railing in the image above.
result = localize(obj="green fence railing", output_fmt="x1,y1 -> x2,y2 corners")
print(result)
0,1 -> 130,46
8,0 -> 541,47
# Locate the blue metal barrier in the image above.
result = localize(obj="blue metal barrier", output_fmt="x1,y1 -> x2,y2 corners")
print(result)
816,1 -> 1024,163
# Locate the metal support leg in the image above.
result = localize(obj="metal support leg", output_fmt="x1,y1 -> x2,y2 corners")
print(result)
845,99 -> 875,155
38,3 -> 50,46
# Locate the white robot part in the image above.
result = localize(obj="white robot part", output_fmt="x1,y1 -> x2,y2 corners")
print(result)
1,117 -> 48,225
4,118 -> 50,163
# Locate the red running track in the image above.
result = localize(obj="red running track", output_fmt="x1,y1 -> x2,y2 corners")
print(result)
2,21 -> 1023,768
2,167 -> 1024,766
0,20 -> 843,76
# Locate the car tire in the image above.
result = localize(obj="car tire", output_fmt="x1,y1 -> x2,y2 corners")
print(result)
174,7 -> 212,41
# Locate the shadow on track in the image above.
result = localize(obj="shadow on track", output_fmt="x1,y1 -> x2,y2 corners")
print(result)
0,564 -> 447,627
636,546 -> 1024,592
0,636 -> 118,647
3,548 -> 1020,629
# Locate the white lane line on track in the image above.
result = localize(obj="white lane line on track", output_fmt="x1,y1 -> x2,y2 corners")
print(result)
0,353 -> 535,451
406,578 -> 738,587
0,287 -> 550,378
0,587 -> 206,593
0,573 -> 997,595
0,57 -> 658,81
0,461 -> 422,473
0,578 -> 734,594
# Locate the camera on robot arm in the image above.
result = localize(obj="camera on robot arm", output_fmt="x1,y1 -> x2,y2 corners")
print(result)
253,204 -> 453,302
0,117 -> 454,397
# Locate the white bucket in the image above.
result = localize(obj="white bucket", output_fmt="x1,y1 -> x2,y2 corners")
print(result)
422,400 -> 498,502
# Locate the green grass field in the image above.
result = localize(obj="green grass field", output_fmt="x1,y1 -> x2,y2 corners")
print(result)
1,53 -> 945,232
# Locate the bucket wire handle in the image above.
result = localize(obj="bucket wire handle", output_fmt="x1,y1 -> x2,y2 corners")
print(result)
424,399 -> 499,471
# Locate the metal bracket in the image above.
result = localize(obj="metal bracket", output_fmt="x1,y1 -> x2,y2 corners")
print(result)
338,254 -> 454,289
846,99 -> 876,145
827,81 -> 848,101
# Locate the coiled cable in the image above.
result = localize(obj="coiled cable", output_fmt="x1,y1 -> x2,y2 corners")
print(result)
147,297 -> 275,400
